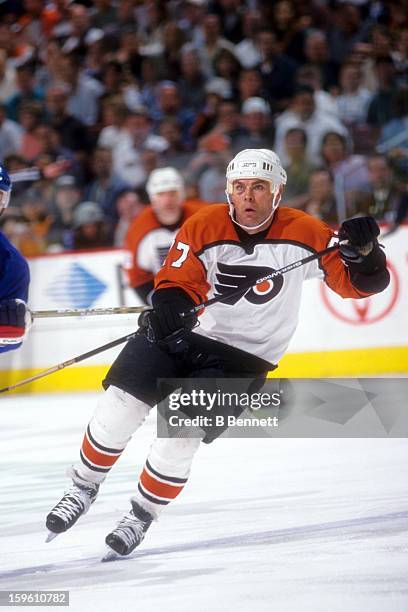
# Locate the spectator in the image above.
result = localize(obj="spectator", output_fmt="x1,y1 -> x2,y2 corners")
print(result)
60,53 -> 104,127
198,148 -> 232,203
191,77 -> 232,139
391,28 -> 408,88
303,30 -> 338,91
378,89 -> 408,180
320,131 -> 369,193
296,64 -> 338,118
206,99 -> 244,147
114,27 -> 143,81
18,101 -> 44,161
178,0 -> 207,48
45,84 -> 92,156
112,109 -> 153,188
327,3 -> 367,66
84,147 -> 131,221
255,28 -> 298,110
0,103 -> 23,162
232,97 -> 274,152
210,0 -> 243,44
31,124 -> 77,175
90,0 -> 117,29
234,11 -> 262,69
178,46 -> 207,112
0,49 -> 17,103
346,155 -> 402,221
159,117 -> 191,171
336,62 -> 373,126
72,201 -> 112,250
98,98 -> 130,150
114,190 -> 144,247
48,174 -> 82,250
197,13 -> 236,78
303,169 -> 338,224
61,3 -> 92,57
213,47 -> 241,84
34,39 -> 66,93
274,85 -> 348,165
149,81 -> 196,150
237,68 -> 264,103
158,21 -> 186,82
271,0 -> 310,63
366,58 -> 399,128
5,64 -> 44,123
281,127 -> 317,206
19,187 -> 53,255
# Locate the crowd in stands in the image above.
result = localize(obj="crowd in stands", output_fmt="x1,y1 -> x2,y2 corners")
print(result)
0,0 -> 407,255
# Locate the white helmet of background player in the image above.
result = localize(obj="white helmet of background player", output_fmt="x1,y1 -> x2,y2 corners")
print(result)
146,167 -> 185,201
0,164 -> 12,211
225,149 -> 287,231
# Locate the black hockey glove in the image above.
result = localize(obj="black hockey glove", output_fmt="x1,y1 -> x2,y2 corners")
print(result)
338,216 -> 380,264
338,216 -> 390,293
139,289 -> 198,353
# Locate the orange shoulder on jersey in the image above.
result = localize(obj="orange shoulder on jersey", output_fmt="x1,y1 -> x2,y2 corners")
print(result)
269,208 -> 372,299
155,204 -> 242,303
155,204 -> 372,303
124,202 -> 204,289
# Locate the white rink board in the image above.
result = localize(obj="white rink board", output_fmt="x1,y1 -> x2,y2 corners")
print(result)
0,227 -> 407,372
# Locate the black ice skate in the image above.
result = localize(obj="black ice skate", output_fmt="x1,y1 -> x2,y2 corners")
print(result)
103,500 -> 153,561
45,468 -> 99,542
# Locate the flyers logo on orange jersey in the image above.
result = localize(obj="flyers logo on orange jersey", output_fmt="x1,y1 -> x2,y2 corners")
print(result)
214,262 -> 284,305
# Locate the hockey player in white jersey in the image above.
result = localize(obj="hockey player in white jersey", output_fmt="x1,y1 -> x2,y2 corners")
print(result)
46,149 -> 389,559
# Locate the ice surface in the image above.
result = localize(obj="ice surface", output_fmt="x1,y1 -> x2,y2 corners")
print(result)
0,393 -> 407,612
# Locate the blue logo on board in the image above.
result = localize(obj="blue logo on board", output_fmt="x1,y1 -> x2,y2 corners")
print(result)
46,263 -> 107,308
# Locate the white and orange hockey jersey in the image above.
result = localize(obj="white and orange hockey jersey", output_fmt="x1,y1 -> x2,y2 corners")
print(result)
155,204 -> 374,365
124,202 -> 203,301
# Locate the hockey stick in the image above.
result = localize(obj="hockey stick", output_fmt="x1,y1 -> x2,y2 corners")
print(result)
0,331 -> 138,394
184,243 -> 339,315
31,306 -> 148,319
0,243 -> 338,394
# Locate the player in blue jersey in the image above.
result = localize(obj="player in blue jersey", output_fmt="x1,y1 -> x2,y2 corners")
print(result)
0,164 -> 30,353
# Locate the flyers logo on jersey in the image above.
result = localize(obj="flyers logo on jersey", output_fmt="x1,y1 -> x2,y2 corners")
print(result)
214,262 -> 283,305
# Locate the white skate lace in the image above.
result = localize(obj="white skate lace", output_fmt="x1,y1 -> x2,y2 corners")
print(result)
111,512 -> 146,548
51,485 -> 93,522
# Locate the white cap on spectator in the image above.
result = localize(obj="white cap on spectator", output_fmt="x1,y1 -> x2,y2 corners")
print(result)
205,77 -> 232,99
85,28 -> 104,46
242,97 -> 270,115
74,202 -> 104,227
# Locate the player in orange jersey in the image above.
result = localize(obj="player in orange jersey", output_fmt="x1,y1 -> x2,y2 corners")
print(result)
124,167 -> 203,304
46,149 -> 389,559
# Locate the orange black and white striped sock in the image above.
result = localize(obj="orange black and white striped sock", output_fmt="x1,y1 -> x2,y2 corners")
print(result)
78,423 -> 125,482
137,459 -> 188,508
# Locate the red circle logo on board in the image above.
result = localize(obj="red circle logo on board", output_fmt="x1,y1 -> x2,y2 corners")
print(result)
320,260 -> 399,325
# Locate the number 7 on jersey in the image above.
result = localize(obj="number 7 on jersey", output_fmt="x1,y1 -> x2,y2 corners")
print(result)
170,241 -> 190,268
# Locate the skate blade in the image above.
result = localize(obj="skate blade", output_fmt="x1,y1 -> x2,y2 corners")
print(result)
45,531 -> 59,543
101,548 -> 122,563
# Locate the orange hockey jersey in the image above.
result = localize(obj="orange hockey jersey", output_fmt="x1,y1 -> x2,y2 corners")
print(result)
124,202 -> 203,295
155,204 -> 374,364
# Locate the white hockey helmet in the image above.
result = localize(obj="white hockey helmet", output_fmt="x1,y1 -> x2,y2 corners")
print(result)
146,167 -> 184,199
225,149 -> 287,231
226,148 -> 287,195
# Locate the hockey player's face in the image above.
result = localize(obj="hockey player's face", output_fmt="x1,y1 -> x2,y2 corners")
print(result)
151,190 -> 182,224
232,179 -> 274,230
